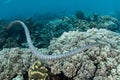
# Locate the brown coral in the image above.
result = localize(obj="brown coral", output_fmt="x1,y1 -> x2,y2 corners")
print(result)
28,61 -> 48,80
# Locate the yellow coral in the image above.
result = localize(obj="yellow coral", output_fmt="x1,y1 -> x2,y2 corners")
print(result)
28,61 -> 48,80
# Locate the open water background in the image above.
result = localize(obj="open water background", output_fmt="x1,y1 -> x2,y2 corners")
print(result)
0,0 -> 120,19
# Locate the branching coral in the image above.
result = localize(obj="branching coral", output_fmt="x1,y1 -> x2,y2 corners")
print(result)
7,20 -> 99,60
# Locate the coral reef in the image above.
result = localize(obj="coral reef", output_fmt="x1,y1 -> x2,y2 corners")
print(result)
97,15 -> 120,32
0,28 -> 120,79
0,48 -> 37,80
44,28 -> 120,79
28,61 -> 48,80
0,12 -> 120,79
0,12 -> 120,50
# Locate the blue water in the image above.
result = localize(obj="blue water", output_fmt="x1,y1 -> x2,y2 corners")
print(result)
0,0 -> 120,19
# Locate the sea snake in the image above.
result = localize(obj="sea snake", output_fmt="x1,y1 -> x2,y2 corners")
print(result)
7,20 -> 99,60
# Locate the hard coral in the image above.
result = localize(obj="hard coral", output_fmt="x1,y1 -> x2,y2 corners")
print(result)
0,48 -> 37,80
1,28 -> 120,80
28,61 -> 48,80
45,28 -> 120,80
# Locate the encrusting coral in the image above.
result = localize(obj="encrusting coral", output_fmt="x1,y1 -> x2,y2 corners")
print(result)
7,20 -> 98,60
28,61 -> 48,80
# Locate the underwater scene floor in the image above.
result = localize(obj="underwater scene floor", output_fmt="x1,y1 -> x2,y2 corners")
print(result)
0,11 -> 120,80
